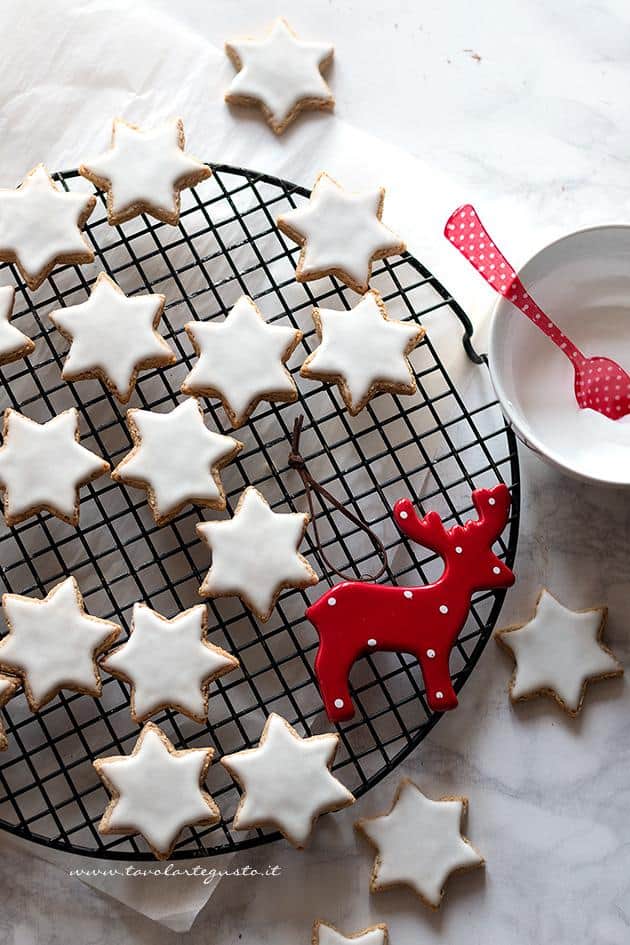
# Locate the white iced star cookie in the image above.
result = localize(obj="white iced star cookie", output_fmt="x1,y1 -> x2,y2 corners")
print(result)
221,713 -> 354,848
355,779 -> 484,909
277,173 -> 406,294
312,921 -> 388,945
50,272 -> 176,403
0,674 -> 19,751
101,603 -> 239,723
112,398 -> 242,525
79,118 -> 211,226
301,290 -> 424,415
225,18 -> 334,135
0,577 -> 121,711
0,165 -> 96,290
182,295 -> 302,428
0,407 -> 110,526
94,722 -> 220,860
196,486 -> 317,621
495,589 -> 623,716
0,286 -> 34,365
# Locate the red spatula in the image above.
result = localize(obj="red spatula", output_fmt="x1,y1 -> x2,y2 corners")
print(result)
445,204 -> 630,420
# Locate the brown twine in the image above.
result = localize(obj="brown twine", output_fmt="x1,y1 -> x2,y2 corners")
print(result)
287,415 -> 388,583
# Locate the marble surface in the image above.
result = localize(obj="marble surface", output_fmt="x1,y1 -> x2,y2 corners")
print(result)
2,0 -> 630,943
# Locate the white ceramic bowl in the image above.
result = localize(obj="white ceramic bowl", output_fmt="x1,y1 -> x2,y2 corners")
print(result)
488,225 -> 630,486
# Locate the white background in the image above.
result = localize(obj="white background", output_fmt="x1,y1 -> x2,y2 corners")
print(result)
2,1 -> 630,943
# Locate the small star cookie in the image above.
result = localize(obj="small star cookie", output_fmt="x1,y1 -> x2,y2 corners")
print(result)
0,165 -> 96,290
0,674 -> 19,752
312,921 -> 388,945
101,603 -> 239,723
355,779 -> 484,909
225,18 -> 334,135
79,118 -> 211,226
112,398 -> 243,525
0,407 -> 110,526
495,589 -> 623,716
182,295 -> 302,428
94,722 -> 220,860
196,486 -> 317,621
221,713 -> 354,848
0,577 -> 121,711
0,286 -> 34,365
301,290 -> 424,415
50,272 -> 176,403
277,173 -> 405,294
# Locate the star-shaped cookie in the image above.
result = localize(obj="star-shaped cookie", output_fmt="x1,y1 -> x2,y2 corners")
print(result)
277,173 -> 405,294
313,922 -> 388,945
94,722 -> 220,860
0,286 -> 34,365
50,272 -> 175,403
301,291 -> 423,415
495,589 -> 623,716
221,713 -> 354,848
225,18 -> 334,135
196,486 -> 317,621
101,603 -> 239,723
0,577 -> 121,710
80,117 -> 211,226
0,674 -> 19,752
356,779 -> 484,909
182,295 -> 302,428
112,398 -> 242,525
0,407 -> 110,526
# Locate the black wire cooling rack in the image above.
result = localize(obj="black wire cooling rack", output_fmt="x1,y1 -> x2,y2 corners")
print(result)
0,164 -> 520,861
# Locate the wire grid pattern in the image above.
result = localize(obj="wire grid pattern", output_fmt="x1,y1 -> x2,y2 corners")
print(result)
0,164 -> 519,860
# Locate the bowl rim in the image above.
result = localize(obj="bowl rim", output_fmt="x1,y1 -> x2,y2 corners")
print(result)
487,222 -> 630,488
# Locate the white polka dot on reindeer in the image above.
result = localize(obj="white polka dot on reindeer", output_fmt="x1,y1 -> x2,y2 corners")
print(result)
399,510 -> 408,520
404,590 -> 413,599
493,566 -> 501,574
328,597 -> 336,606
435,691 -> 444,699
439,605 -> 449,614
367,638 -> 377,647
489,498 -> 496,506
455,546 -> 463,554
334,698 -> 344,709
427,649 -> 436,658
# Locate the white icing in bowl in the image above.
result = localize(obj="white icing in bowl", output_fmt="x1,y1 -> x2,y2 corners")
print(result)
488,225 -> 630,486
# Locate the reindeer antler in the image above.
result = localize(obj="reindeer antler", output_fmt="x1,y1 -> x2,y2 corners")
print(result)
393,498 -> 454,557
471,484 -> 511,540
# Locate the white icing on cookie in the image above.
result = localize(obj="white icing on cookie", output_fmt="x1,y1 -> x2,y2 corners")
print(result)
182,295 -> 302,428
301,291 -> 423,415
101,603 -> 239,723
196,486 -> 317,621
94,722 -> 220,860
80,118 -> 211,226
276,173 -> 405,293
314,923 -> 387,945
49,272 -> 175,403
0,674 -> 19,752
225,18 -> 334,135
496,589 -> 622,714
0,286 -> 34,364
221,713 -> 354,848
356,780 -> 484,908
0,577 -> 120,710
0,407 -> 109,526
112,398 -> 242,524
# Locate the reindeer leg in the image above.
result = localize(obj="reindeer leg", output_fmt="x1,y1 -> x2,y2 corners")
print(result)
416,641 -> 458,712
314,641 -> 357,723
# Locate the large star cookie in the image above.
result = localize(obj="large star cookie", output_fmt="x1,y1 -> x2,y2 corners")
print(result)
102,603 -> 239,723
182,295 -> 302,428
301,290 -> 424,415
50,272 -> 175,403
0,674 -> 19,752
196,486 -> 317,621
112,398 -> 242,525
221,713 -> 354,848
313,922 -> 388,945
0,286 -> 34,365
0,577 -> 121,710
0,165 -> 96,290
225,18 -> 334,135
0,407 -> 110,526
496,589 -> 623,716
277,173 -> 405,294
355,779 -> 484,909
94,722 -> 220,860
80,118 -> 211,226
